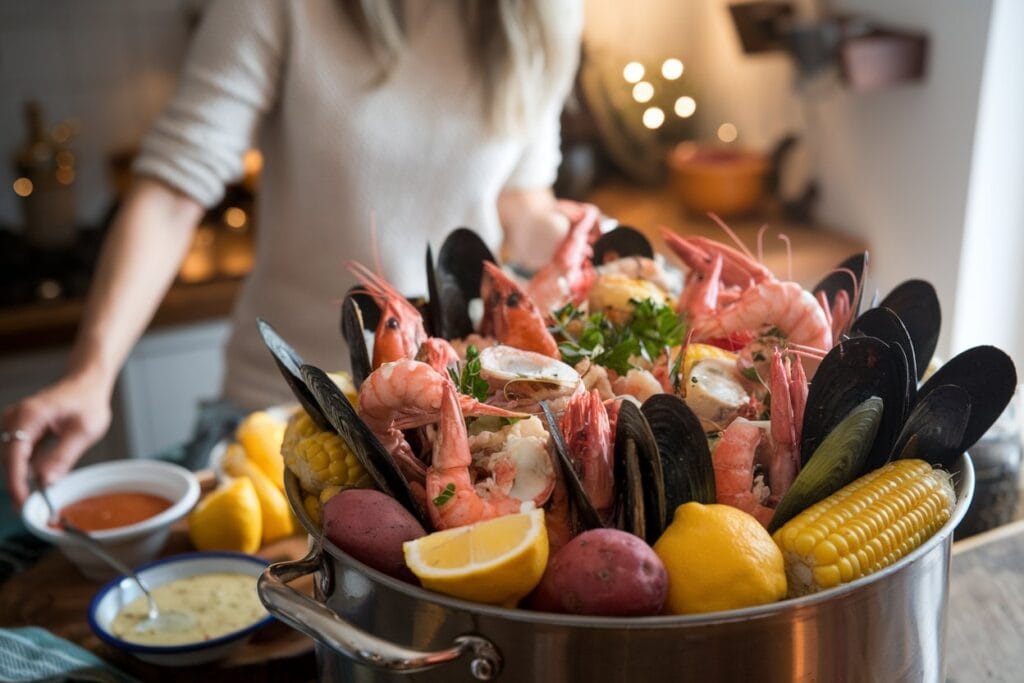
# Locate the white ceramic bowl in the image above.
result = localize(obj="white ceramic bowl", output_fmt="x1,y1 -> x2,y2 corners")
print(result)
88,552 -> 273,666
22,459 -> 200,580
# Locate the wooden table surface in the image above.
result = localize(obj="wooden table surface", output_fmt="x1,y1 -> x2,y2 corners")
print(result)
947,518 -> 1024,682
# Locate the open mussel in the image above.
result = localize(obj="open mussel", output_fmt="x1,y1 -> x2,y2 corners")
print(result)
916,345 -> 1017,454
426,228 -> 496,340
340,287 -> 373,387
591,225 -> 653,265
878,279 -> 941,381
641,394 -> 717,511
893,384 -> 971,469
850,306 -> 917,410
613,400 -> 666,544
301,364 -> 428,529
256,318 -> 332,432
801,336 -> 910,475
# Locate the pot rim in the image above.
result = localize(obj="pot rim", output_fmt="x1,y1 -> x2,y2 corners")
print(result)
294,453 -> 973,628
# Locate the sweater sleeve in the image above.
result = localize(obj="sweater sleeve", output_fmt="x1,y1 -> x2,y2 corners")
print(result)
503,1 -> 584,191
133,0 -> 286,207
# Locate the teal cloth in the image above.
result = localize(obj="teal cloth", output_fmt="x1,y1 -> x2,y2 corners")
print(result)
0,627 -> 139,683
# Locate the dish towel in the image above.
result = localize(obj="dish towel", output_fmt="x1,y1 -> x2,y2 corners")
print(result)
0,627 -> 139,683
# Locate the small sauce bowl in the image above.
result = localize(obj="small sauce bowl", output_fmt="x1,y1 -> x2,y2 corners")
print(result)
89,552 -> 273,666
21,460 -> 200,580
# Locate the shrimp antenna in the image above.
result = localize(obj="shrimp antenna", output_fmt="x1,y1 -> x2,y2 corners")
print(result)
787,343 -> 827,360
369,211 -> 383,277
707,213 -> 756,261
756,224 -> 769,264
777,234 -> 792,281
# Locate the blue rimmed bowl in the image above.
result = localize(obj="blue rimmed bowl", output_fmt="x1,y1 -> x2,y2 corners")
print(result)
88,552 -> 274,666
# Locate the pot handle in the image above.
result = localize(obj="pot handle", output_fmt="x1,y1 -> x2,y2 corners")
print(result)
258,545 -> 502,680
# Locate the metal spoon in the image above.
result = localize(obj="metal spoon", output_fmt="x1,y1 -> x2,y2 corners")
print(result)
35,477 -> 194,635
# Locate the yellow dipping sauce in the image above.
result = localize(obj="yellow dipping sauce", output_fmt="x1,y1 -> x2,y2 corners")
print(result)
110,572 -> 267,645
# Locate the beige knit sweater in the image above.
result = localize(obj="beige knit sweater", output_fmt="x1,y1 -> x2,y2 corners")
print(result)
135,0 -> 582,408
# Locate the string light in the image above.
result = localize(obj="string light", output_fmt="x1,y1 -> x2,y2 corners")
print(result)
642,107 -> 665,129
674,96 -> 697,118
13,178 -> 33,197
662,58 -> 684,80
717,123 -> 738,143
623,62 -> 645,83
632,81 -> 654,103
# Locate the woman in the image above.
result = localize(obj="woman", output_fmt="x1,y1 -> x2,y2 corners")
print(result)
2,0 -> 583,506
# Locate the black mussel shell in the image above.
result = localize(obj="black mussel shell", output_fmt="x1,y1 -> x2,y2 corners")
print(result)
301,364 -> 428,528
591,225 -> 653,265
614,400 -> 667,544
427,228 -> 496,340
879,280 -> 940,381
850,306 -> 917,409
641,394 -> 716,511
894,384 -> 971,469
340,292 -> 373,388
256,318 -> 332,432
344,284 -> 381,332
540,401 -> 603,532
801,336 -> 910,475
812,251 -> 867,332
917,345 -> 1017,453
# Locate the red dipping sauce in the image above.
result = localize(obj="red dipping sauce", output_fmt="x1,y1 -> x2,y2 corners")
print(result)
54,492 -> 173,531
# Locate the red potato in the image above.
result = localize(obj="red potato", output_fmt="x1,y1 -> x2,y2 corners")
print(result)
323,489 -> 425,583
529,529 -> 667,616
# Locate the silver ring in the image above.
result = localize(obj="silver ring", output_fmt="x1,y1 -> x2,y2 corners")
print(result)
0,430 -> 30,443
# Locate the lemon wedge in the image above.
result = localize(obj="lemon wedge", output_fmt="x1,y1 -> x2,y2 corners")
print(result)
403,509 -> 548,607
188,477 -> 263,554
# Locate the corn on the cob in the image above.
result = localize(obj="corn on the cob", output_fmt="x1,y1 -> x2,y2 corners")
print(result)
281,410 -> 373,496
773,459 -> 956,597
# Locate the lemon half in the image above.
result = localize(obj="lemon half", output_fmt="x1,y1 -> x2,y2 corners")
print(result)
403,509 -> 548,607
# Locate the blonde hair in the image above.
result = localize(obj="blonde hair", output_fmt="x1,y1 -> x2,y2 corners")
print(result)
340,0 -> 573,132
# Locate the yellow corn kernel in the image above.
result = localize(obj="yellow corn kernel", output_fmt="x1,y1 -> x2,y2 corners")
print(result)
773,459 -> 955,598
281,410 -> 374,496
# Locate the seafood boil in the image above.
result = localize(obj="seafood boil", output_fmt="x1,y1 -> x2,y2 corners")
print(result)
259,207 -> 1016,619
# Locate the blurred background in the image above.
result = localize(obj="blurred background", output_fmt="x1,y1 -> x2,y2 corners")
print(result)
1,0 -> 1022,535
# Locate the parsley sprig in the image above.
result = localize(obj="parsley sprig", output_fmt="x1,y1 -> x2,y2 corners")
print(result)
448,345 -> 489,402
550,299 -> 686,375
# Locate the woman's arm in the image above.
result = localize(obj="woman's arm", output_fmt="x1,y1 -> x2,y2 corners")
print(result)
498,187 -> 570,271
2,177 -> 203,506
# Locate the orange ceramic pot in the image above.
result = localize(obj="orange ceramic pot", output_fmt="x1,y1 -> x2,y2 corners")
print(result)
668,144 -> 769,217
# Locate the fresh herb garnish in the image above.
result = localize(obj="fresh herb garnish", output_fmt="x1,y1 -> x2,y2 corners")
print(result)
448,345 -> 489,402
669,345 -> 685,393
550,300 -> 686,375
432,482 -> 456,506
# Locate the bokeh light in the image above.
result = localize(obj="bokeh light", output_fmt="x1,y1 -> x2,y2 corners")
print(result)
674,96 -> 697,118
662,58 -> 684,80
717,123 -> 738,142
642,107 -> 666,129
632,81 -> 654,103
623,62 -> 645,83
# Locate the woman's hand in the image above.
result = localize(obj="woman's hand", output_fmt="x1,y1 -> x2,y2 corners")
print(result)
497,188 -> 571,271
3,369 -> 114,507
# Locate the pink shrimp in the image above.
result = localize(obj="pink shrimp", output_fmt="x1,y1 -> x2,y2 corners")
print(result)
347,261 -> 427,369
358,359 -> 523,484
415,337 -> 460,375
479,262 -> 560,358
712,418 -> 775,527
558,389 -> 615,521
767,350 -> 807,504
426,381 -> 525,530
693,280 -> 832,355
525,203 -> 600,316
662,230 -> 774,289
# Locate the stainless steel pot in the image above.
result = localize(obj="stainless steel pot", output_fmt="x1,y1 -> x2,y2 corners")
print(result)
259,454 -> 974,682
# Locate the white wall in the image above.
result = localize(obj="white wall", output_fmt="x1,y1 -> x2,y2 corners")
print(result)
807,0 -> 996,363
952,0 -> 1024,372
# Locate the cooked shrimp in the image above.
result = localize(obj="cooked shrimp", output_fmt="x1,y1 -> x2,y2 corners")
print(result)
767,350 -> 806,504
358,359 -> 522,483
559,389 -> 615,520
426,382 -> 527,530
663,230 -> 773,289
526,203 -> 600,316
574,359 -> 614,400
468,415 -> 555,507
693,280 -> 832,354
712,418 -> 774,527
480,262 -> 559,358
347,261 -> 427,369
611,368 -> 663,403
415,337 -> 459,375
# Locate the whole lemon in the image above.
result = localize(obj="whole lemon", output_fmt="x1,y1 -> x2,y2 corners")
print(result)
653,502 -> 786,614
188,477 -> 263,554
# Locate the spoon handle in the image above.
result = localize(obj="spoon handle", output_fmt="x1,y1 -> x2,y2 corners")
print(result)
59,522 -> 138,578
